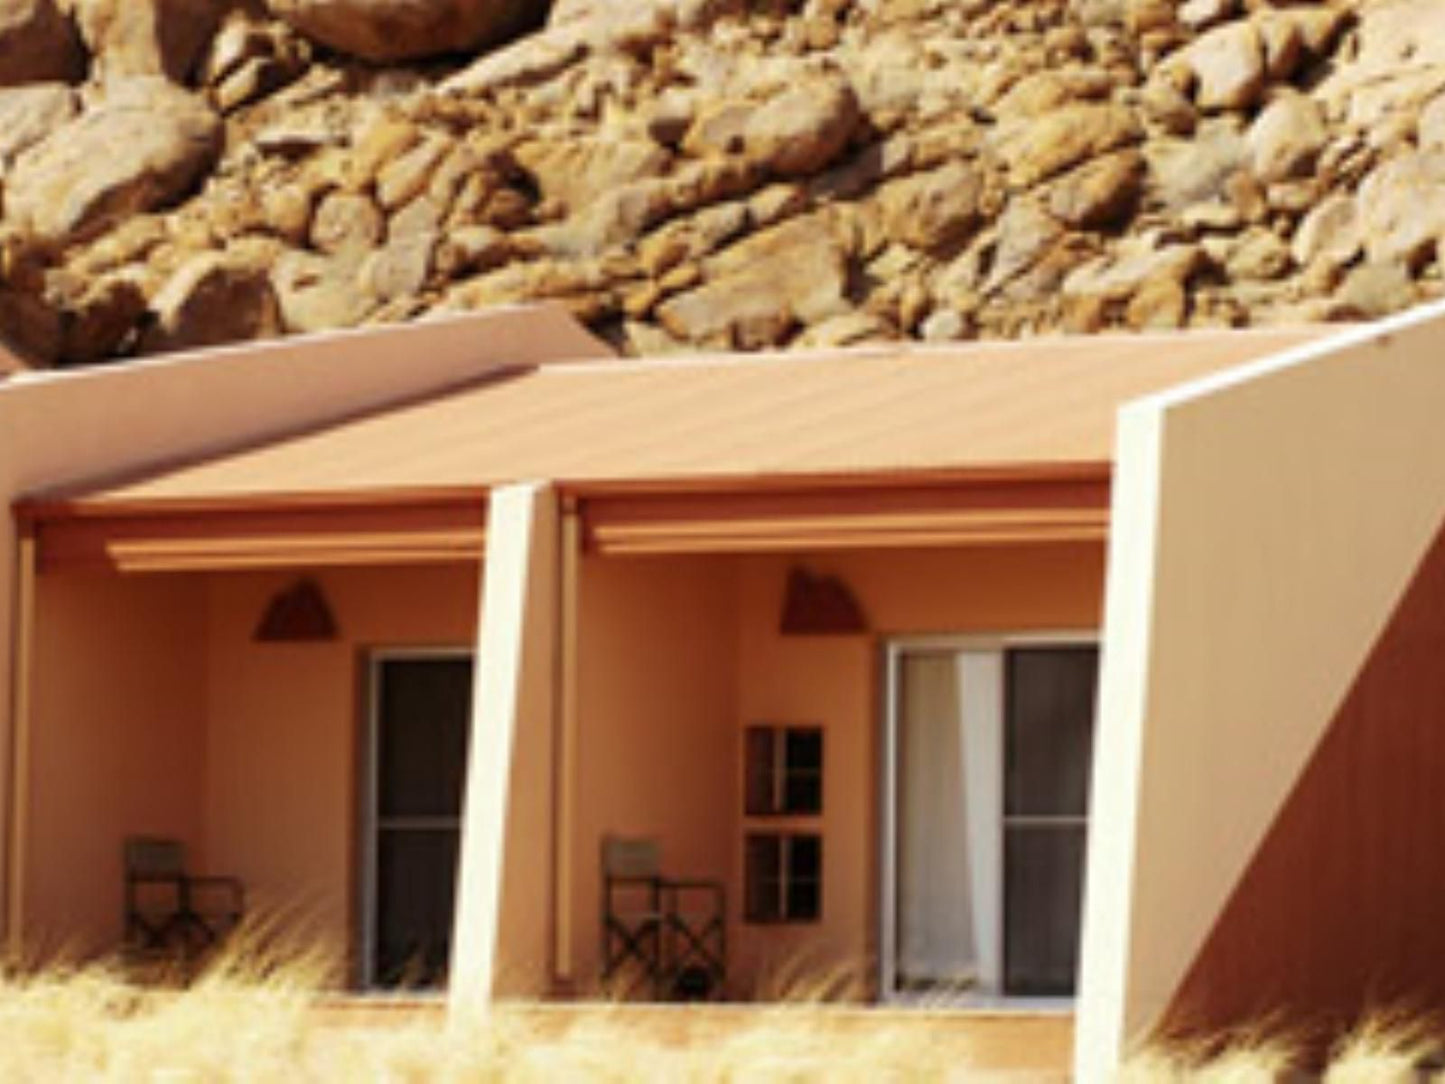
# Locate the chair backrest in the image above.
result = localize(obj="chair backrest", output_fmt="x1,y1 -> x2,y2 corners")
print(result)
602,836 -> 660,880
124,836 -> 186,878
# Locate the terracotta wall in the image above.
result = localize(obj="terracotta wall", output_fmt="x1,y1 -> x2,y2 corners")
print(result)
26,571 -> 208,956
204,564 -> 480,967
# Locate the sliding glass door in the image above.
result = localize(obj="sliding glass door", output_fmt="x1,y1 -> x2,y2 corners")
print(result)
882,638 -> 1097,1002
362,651 -> 474,989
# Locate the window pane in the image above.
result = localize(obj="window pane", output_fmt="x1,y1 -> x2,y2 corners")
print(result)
1005,647 -> 1098,818
375,828 -> 459,988
783,729 -> 823,813
786,834 -> 822,920
745,834 -> 782,922
745,727 -> 778,815
1003,826 -> 1085,996
378,658 -> 473,819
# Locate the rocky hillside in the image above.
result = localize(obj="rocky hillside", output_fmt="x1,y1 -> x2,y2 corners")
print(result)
0,0 -> 1437,365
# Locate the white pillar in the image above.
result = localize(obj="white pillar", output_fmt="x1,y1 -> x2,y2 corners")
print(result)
450,481 -> 558,1016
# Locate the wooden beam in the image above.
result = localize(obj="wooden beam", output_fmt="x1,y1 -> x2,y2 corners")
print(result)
6,528 -> 36,957
583,477 -> 1110,555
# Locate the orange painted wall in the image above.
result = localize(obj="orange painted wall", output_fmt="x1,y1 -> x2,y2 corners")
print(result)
570,554 -> 740,988
732,543 -> 1105,998
27,571 -> 208,956
203,564 -> 480,970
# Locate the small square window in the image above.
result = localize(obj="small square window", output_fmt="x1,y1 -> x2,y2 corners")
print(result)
745,832 -> 822,923
744,725 -> 823,816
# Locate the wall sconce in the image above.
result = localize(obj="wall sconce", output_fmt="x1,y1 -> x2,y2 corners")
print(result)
780,566 -> 868,636
253,577 -> 339,642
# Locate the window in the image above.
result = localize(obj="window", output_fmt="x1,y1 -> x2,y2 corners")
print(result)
884,639 -> 1098,1001
744,725 -> 823,816
744,832 -> 822,923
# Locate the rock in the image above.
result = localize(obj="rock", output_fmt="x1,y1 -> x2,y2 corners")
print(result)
271,249 -> 373,333
5,78 -> 221,246
1224,228 -> 1291,281
1125,275 -> 1187,329
682,98 -> 755,158
1144,118 -> 1246,209
0,0 -> 83,87
658,211 -> 851,347
1175,20 -> 1266,111
986,199 -> 1063,292
1178,0 -> 1234,32
1334,261 -> 1416,320
875,162 -> 984,252
0,287 -> 61,363
376,135 -> 452,211
1062,241 -> 1203,302
517,137 -> 671,216
918,307 -> 968,342
1357,151 -> 1445,270
798,310 -> 893,347
56,273 -> 147,364
440,20 -> 588,95
997,102 -> 1142,188
140,253 -> 282,354
744,75 -> 860,177
1049,150 -> 1144,228
266,0 -> 546,63
1291,194 -> 1360,270
1247,93 -> 1325,184
435,224 -> 511,277
0,82 -> 75,167
310,191 -> 384,256
359,232 -> 436,302
1420,93 -> 1445,153
73,0 -> 228,84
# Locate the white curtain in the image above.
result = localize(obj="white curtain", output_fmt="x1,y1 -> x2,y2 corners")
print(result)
898,653 -> 976,987
896,650 -> 1002,993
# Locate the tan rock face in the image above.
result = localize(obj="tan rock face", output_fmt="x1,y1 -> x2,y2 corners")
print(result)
0,0 -> 84,87
0,0 -> 1435,364
998,102 -> 1141,187
5,78 -> 221,245
74,0 -> 228,84
0,82 -> 75,167
742,75 -> 861,177
265,0 -> 545,62
140,252 -> 282,355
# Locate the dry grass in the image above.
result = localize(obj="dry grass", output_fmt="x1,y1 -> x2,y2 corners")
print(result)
1126,1011 -> 1445,1083
0,941 -> 989,1083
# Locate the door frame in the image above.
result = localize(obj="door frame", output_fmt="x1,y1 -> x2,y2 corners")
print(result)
359,646 -> 474,990
878,630 -> 1097,1007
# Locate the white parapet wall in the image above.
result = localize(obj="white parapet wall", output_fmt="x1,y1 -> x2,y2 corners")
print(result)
1077,305 -> 1445,1079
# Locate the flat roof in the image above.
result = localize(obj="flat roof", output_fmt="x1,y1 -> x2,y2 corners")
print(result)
50,326 -> 1337,511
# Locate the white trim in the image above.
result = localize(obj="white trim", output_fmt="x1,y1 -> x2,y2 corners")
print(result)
361,646 -> 474,989
880,631 -> 1099,1007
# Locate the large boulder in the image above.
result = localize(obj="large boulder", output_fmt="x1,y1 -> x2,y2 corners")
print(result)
0,0 -> 84,87
0,82 -> 75,168
265,0 -> 546,62
5,78 -> 222,245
